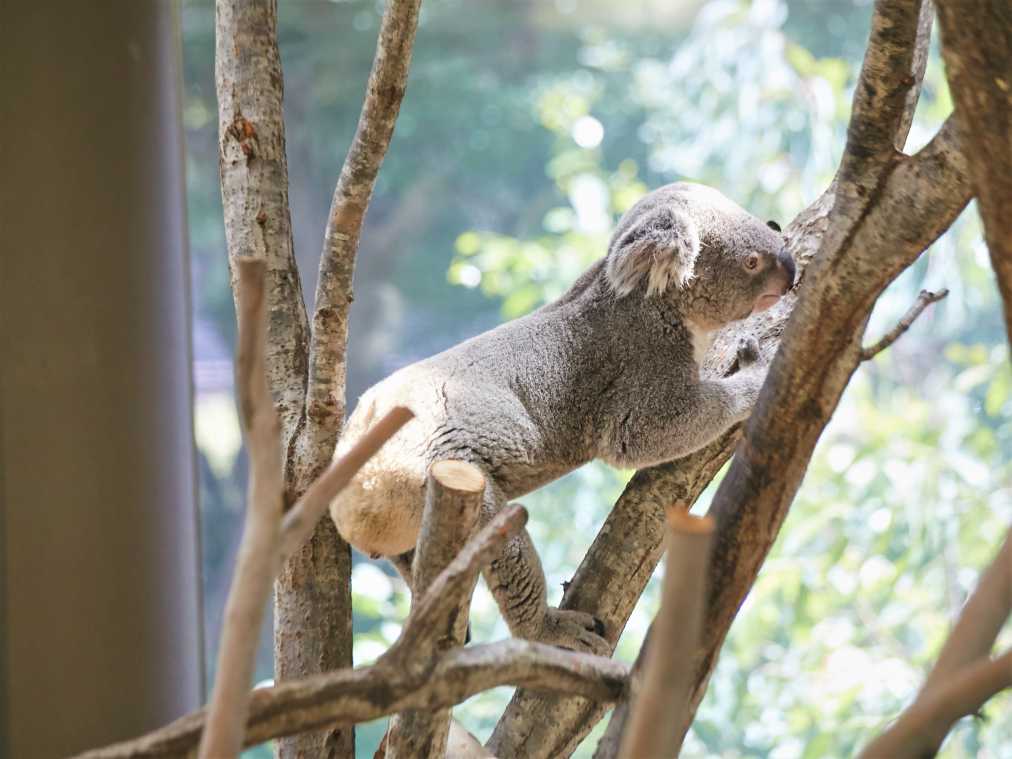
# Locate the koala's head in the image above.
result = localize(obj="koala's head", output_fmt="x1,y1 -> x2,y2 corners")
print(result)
605,182 -> 796,328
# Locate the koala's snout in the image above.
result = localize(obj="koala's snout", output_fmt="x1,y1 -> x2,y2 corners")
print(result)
777,250 -> 797,292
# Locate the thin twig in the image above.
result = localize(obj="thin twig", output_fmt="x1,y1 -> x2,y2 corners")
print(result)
860,289 -> 949,361
199,259 -> 284,759
616,511 -> 714,759
279,406 -> 413,560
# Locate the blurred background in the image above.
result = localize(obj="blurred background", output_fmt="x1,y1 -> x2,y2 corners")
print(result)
181,0 -> 1012,756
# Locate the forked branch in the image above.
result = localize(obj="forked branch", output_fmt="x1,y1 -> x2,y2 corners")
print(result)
76,505 -> 628,759
387,461 -> 485,758
858,527 -> 1012,758
295,0 -> 424,488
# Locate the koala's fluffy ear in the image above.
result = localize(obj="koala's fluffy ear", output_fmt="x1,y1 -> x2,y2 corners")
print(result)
605,206 -> 700,297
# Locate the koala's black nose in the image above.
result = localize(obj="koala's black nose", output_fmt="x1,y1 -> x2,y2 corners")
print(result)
778,250 -> 797,290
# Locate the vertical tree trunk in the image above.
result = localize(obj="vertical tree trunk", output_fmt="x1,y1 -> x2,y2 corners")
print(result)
215,1 -> 353,755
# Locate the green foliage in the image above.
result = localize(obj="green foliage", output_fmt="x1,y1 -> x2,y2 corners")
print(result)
183,1 -> 1012,756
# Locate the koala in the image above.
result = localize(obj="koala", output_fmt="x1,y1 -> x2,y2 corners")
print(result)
330,182 -> 795,654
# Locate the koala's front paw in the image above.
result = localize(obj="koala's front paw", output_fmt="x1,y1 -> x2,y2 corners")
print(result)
539,608 -> 610,656
737,336 -> 761,367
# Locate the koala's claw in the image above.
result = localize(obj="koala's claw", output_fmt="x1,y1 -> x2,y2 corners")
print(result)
737,336 -> 760,366
540,608 -> 610,657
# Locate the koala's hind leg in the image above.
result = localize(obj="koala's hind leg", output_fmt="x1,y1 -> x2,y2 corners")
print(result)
480,478 -> 609,656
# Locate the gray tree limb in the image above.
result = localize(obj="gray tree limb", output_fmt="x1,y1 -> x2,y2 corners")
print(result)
74,507 -> 628,759
936,0 -> 1012,347
387,462 -> 485,758
614,513 -> 714,759
294,0 -> 422,488
858,527 -> 1012,758
199,261 -> 284,758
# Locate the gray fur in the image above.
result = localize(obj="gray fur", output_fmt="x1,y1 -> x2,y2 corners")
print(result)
330,182 -> 795,654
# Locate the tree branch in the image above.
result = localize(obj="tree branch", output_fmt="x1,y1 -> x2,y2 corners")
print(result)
922,528 -> 1012,694
860,288 -> 949,360
215,0 -> 310,465
74,641 -> 628,759
199,261 -> 284,758
77,502 -> 627,759
936,0 -> 1012,347
294,0 -> 423,489
844,0 -> 933,177
858,526 -> 1012,758
392,505 -> 529,658
613,512 -> 714,759
387,461 -> 485,758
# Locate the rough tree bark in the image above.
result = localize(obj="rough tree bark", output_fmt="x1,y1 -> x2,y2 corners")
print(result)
386,462 -> 485,758
936,1 -> 1012,344
215,0 -> 420,756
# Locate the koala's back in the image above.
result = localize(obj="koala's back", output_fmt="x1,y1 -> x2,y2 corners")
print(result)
331,302 -> 600,556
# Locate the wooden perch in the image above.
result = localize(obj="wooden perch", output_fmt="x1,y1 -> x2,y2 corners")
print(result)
615,512 -> 714,759
279,406 -> 413,560
199,260 -> 284,759
860,289 -> 949,361
387,461 -> 485,758
858,527 -> 1012,758
76,641 -> 628,759
76,504 -> 629,758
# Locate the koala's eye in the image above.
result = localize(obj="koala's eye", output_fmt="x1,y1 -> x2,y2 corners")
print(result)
745,253 -> 760,271
766,220 -> 782,232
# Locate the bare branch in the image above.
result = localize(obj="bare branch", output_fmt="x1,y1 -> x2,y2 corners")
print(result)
859,652 -> 1012,758
199,260 -> 285,758
295,0 -> 423,489
860,288 -> 949,360
844,0 -> 934,178
923,528 -> 1012,693
936,0 -> 1012,347
387,461 -> 485,758
74,641 -> 629,759
393,505 -> 530,658
215,0 -> 310,461
279,406 -> 414,560
615,512 -> 714,759
857,526 -> 1012,756
272,5 -> 421,750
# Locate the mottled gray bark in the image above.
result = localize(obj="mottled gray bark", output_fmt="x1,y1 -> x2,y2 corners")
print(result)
387,462 -> 485,759
215,0 -> 421,755
936,0 -> 1012,346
